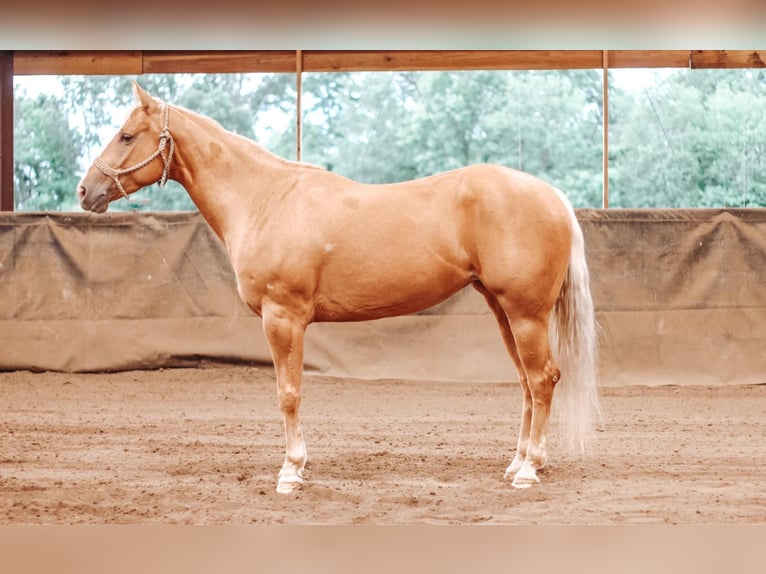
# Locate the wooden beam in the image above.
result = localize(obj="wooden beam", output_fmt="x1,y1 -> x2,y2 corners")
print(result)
608,50 -> 690,68
15,49 -> 606,75
14,51 -> 143,75
142,51 -> 296,74
0,51 -> 13,212
17,50 -> 766,76
302,50 -> 605,71
690,50 -> 766,68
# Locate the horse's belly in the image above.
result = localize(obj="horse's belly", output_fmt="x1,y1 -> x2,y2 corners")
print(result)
313,258 -> 471,322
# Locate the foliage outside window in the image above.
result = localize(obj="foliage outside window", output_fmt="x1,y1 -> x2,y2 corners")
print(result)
12,68 -> 766,211
609,69 -> 766,208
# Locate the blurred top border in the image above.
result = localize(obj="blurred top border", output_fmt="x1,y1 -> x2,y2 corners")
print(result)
1,0 -> 765,51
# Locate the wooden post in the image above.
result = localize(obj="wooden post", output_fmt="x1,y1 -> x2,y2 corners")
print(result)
295,49 -> 303,162
601,50 -> 609,209
0,51 -> 13,211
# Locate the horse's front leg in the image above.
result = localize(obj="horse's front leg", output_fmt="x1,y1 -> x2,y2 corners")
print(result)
262,303 -> 309,494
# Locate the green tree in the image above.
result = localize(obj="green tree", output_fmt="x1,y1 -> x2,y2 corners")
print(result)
14,93 -> 82,210
299,72 -> 422,182
703,85 -> 766,206
610,69 -> 766,207
610,81 -> 705,207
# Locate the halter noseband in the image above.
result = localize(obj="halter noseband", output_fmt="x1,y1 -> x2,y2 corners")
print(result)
93,103 -> 175,199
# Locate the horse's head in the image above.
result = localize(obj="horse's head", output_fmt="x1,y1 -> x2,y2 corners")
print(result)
78,82 -> 174,213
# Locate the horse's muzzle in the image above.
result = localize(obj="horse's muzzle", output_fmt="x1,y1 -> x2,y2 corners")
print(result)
78,184 -> 109,214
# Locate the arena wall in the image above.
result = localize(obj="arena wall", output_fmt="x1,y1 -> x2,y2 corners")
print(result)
1,209 -> 764,385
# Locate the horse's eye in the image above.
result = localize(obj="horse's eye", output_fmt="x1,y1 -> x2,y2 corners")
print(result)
120,133 -> 134,143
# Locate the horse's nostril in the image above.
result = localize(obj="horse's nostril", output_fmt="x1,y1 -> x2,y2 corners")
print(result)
77,185 -> 87,199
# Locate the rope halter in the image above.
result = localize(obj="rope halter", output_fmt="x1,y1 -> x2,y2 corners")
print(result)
93,103 -> 175,199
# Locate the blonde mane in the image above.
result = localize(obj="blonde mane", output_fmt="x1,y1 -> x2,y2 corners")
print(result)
170,102 -> 325,172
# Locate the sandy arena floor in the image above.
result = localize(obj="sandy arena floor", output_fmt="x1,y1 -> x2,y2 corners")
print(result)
0,365 -> 764,524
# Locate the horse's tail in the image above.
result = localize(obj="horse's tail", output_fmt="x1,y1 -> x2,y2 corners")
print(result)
550,193 -> 601,451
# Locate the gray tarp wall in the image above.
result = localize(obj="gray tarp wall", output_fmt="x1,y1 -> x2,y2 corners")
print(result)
1,209 -> 764,385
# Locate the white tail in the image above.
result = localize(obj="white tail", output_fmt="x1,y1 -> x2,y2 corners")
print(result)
550,194 -> 601,451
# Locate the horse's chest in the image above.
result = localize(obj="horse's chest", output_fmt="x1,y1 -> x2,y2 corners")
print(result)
230,275 -> 257,316
231,254 -> 316,318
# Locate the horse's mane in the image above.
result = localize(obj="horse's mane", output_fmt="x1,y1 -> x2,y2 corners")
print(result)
168,102 -> 325,172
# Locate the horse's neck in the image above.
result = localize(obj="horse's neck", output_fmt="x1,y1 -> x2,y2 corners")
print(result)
168,106 -> 297,246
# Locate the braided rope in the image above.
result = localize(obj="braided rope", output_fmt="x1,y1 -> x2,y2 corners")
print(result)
93,103 -> 175,199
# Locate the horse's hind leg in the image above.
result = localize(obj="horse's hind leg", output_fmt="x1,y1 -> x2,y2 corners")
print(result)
473,282 -> 533,479
503,312 -> 560,488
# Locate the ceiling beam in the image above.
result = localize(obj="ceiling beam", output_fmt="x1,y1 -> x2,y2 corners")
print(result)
690,50 -> 766,68
607,50 -> 690,68
14,51 -> 143,75
143,51 -> 296,74
11,50 -> 766,76
301,50 -> 605,71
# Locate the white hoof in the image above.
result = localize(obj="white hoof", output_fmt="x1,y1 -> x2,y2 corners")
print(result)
504,455 -> 525,479
276,463 -> 304,494
276,477 -> 303,494
511,475 -> 539,489
510,463 -> 541,489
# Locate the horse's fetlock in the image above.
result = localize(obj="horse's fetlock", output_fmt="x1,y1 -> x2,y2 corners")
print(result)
526,446 -> 547,469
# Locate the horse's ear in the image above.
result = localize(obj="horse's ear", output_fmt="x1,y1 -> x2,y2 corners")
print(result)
132,81 -> 157,111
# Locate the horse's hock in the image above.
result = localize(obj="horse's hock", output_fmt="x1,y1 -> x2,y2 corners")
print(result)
1,208 -> 764,385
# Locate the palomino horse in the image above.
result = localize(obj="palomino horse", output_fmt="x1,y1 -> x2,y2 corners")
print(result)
78,82 -> 599,493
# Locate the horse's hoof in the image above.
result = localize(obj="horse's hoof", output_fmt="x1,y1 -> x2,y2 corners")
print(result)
276,478 -> 303,494
504,458 -> 524,479
511,469 -> 540,489
511,477 -> 537,489
504,461 -> 526,479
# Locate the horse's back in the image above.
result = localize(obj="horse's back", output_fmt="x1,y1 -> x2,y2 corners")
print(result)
297,162 -> 574,280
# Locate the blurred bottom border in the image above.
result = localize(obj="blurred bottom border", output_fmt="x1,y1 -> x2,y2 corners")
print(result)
0,525 -> 763,574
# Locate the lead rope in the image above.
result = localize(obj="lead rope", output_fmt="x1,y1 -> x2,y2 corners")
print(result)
93,103 -> 175,199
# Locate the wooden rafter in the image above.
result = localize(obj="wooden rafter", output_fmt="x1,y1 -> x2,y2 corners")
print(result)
11,50 -> 766,76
